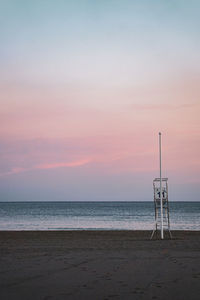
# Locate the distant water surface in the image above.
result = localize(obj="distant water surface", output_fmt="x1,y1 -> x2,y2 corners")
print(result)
0,201 -> 199,231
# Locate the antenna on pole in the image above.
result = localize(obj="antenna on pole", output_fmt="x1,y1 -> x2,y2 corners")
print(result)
159,132 -> 164,239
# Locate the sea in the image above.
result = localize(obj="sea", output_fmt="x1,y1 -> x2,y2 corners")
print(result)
0,201 -> 199,231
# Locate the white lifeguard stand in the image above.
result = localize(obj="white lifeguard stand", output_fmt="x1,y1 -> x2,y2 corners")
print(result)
151,133 -> 172,239
151,178 -> 172,239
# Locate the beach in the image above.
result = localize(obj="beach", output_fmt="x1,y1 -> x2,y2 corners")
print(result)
0,230 -> 200,300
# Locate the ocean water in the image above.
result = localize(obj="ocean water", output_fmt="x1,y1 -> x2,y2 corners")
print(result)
0,201 -> 199,231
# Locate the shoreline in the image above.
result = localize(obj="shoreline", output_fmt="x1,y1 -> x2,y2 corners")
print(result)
1,229 -> 200,234
1,230 -> 200,242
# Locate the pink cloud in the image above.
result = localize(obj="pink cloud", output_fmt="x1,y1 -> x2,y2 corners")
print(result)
36,158 -> 91,170
0,158 -> 92,177
2,167 -> 26,176
0,130 -> 199,184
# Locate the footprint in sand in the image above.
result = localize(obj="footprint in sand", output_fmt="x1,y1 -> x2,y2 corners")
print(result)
192,273 -> 200,279
59,292 -> 73,297
121,282 -> 128,287
133,287 -> 144,294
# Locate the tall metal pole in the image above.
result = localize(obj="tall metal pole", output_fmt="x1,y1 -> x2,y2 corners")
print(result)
159,132 -> 164,239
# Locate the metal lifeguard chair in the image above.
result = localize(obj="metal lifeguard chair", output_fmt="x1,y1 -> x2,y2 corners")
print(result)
151,178 -> 172,239
151,133 -> 172,239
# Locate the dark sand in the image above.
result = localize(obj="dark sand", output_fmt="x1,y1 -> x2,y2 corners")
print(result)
0,231 -> 200,300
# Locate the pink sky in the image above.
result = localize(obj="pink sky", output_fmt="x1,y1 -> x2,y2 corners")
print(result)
1,72 -> 200,200
0,1 -> 200,201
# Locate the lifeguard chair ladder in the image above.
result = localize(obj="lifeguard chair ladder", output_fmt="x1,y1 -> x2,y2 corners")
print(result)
151,178 -> 172,239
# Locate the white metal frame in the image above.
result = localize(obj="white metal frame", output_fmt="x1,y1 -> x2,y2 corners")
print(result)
151,178 -> 172,239
151,133 -> 172,239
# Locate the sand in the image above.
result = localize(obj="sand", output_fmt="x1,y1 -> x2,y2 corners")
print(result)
0,230 -> 200,300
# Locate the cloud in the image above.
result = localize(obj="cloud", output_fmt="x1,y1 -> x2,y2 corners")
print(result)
0,131 -> 199,180
35,158 -> 91,170
0,135 -> 156,177
0,158 -> 92,177
2,167 -> 27,176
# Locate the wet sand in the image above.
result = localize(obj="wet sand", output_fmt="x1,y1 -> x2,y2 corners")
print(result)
0,230 -> 200,300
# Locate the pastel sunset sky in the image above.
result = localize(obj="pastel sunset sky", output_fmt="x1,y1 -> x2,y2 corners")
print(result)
0,0 -> 200,201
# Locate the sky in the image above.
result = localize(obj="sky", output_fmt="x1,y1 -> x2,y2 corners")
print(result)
0,0 -> 200,201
